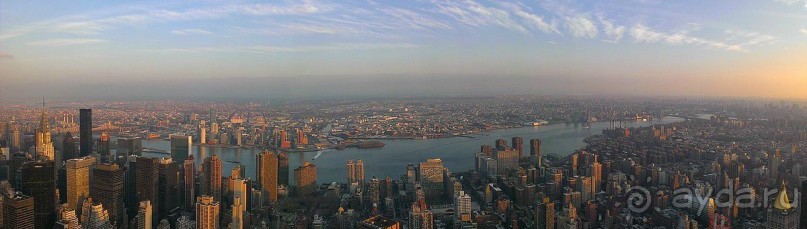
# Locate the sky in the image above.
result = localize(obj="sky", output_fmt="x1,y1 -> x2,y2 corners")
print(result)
1,0 -> 806,99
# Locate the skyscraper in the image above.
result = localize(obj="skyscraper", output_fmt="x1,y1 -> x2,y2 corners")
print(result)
455,191 -> 472,222
3,193 -> 35,229
137,201 -> 153,229
170,135 -> 192,163
257,151 -> 278,202
294,161 -> 317,196
231,196 -> 243,229
35,107 -> 54,160
79,109 -> 92,157
418,159 -> 445,203
183,155 -> 196,211
134,156 -> 160,223
369,176 -> 380,205
495,139 -> 508,150
766,181 -> 799,229
496,149 -> 519,175
20,160 -> 57,229
202,154 -> 222,202
278,152 -> 289,187
61,132 -> 77,162
98,132 -> 111,163
512,137 -> 523,158
535,197 -> 556,229
66,156 -> 96,210
91,163 -> 125,227
117,138 -> 143,161
195,196 -> 220,229
158,158 -> 180,219
530,138 -> 542,167
409,199 -> 434,229
801,180 -> 806,229
346,159 -> 365,186
198,121 -> 207,145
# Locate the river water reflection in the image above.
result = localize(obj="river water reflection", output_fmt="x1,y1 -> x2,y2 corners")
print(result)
142,117 -> 683,184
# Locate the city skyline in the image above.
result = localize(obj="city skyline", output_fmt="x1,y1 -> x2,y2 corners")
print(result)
1,0 -> 807,99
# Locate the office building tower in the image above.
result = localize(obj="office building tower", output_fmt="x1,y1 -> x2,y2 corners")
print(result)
20,160 -> 57,229
369,176 -> 380,205
294,161 -> 317,196
8,123 -> 21,151
66,156 -> 96,210
766,181 -> 799,229
158,158 -> 179,219
278,153 -> 289,187
590,155 -> 602,194
495,139 -> 508,150
137,201 -> 153,229
230,177 -> 248,214
8,152 -> 29,188
418,159 -> 445,203
769,150 -> 782,181
98,132 -> 111,163
409,199 -> 434,229
801,180 -> 806,229
183,155 -> 196,211
35,108 -> 55,160
4,193 -> 35,229
79,109 -> 92,157
170,135 -> 192,163
195,196 -> 220,229
231,196 -> 243,229
81,198 -> 112,228
296,129 -> 308,145
512,137 -> 523,158
279,129 -> 291,149
62,132 -> 77,162
481,145 -> 493,156
455,191 -> 472,222
198,122 -> 207,145
57,205 -> 80,229
91,163 -> 125,227
530,138 -> 542,167
134,157 -> 160,222
535,197 -> 556,229
496,149 -> 519,175
117,138 -> 143,158
347,159 -> 366,186
202,154 -> 222,201
257,151 -> 278,202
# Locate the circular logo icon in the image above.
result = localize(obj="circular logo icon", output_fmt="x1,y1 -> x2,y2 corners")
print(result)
626,186 -> 651,213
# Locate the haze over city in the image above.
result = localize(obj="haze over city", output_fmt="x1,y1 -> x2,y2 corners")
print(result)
2,0 -> 807,99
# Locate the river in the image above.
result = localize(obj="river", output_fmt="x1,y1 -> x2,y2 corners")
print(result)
141,117 -> 683,184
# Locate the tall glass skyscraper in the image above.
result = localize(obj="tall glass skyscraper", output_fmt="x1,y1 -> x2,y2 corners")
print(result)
79,109 -> 92,157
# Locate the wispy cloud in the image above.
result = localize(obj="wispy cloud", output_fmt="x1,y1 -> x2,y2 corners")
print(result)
564,15 -> 598,38
801,28 -> 807,34
171,29 -> 213,35
599,16 -> 625,42
628,24 -> 776,52
500,2 -> 559,34
27,38 -> 108,46
432,0 -> 527,33
5,1 -> 329,39
148,42 -> 419,54
380,8 -> 451,30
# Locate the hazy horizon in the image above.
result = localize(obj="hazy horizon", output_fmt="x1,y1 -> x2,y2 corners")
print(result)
2,0 -> 807,99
